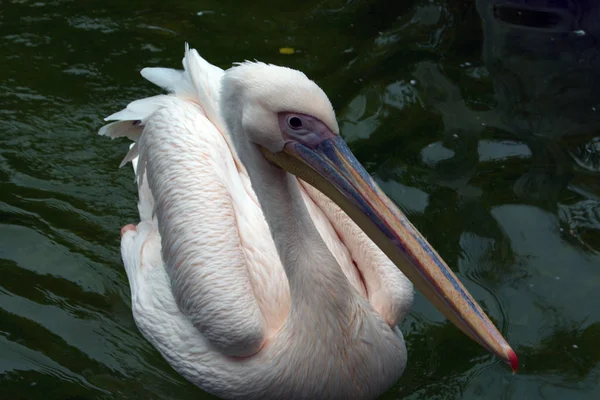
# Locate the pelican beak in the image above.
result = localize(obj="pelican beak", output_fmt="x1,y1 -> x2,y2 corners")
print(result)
261,135 -> 518,372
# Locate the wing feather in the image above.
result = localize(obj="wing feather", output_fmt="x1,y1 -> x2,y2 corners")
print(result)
138,99 -> 267,357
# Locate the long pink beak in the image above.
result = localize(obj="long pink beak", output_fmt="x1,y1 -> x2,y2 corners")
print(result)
262,135 -> 518,372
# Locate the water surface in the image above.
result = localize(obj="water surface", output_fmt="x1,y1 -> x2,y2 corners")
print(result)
1,0 -> 600,398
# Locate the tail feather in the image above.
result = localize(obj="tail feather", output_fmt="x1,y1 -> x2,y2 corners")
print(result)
98,42 -> 237,173
137,168 -> 156,222
182,44 -> 226,134
120,142 -> 139,168
99,120 -> 142,141
124,143 -> 154,222
140,67 -> 197,102
100,95 -> 186,167
104,95 -> 182,124
181,44 -> 246,173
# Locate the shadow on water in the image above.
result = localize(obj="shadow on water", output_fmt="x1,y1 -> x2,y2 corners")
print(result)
1,0 -> 599,399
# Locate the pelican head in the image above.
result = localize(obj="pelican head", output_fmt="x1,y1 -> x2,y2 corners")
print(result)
220,62 -> 518,371
221,61 -> 339,153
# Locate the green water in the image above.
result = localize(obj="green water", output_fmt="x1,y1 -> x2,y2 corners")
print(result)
2,0 -> 600,398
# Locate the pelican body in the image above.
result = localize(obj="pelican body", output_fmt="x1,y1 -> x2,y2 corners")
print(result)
99,45 -> 516,399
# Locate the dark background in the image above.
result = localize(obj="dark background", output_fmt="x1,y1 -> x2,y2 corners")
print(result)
1,0 -> 599,398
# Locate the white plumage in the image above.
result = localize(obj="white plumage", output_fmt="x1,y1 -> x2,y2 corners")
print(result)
100,44 -> 413,399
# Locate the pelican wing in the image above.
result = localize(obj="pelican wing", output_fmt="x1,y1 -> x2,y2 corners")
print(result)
102,94 -> 273,357
136,100 -> 268,357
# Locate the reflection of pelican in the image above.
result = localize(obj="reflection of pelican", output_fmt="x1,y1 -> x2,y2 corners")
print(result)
99,45 -> 516,399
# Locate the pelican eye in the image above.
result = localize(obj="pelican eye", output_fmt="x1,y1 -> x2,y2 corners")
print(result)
287,116 -> 303,130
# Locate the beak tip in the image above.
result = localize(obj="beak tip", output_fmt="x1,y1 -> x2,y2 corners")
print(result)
507,348 -> 518,373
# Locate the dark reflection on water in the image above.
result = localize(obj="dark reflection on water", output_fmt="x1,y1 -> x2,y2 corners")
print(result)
1,0 -> 599,398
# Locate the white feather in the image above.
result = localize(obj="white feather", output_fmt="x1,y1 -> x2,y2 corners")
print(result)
102,43 -> 414,399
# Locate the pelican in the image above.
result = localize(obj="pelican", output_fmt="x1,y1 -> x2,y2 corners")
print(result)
99,44 -> 517,399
